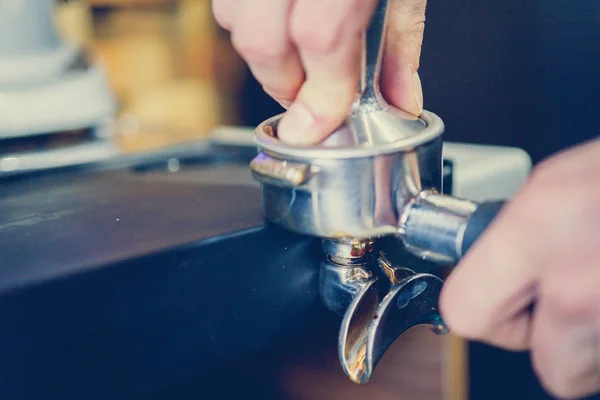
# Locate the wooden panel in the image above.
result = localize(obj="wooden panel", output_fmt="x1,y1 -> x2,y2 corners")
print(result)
275,326 -> 465,400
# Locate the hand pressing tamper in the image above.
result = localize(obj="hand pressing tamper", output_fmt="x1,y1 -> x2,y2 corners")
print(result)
249,0 -> 505,383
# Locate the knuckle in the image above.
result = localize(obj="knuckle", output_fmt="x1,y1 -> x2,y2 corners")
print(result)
231,32 -> 287,67
529,157 -> 562,189
290,0 -> 366,54
543,278 -> 595,322
396,22 -> 425,67
263,85 -> 297,103
527,157 -> 600,234
563,189 -> 600,240
515,164 -> 568,229
290,17 -> 343,54
391,0 -> 428,16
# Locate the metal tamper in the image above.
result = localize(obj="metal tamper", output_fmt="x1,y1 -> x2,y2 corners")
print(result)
250,0 -> 506,384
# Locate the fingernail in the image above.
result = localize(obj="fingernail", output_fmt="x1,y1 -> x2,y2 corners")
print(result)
412,70 -> 424,114
278,102 -> 317,144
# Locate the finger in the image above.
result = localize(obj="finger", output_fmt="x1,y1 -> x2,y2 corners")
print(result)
381,0 -> 427,115
277,0 -> 378,144
212,0 -> 237,31
439,184 -> 555,348
531,252 -> 600,399
263,86 -> 293,109
529,137 -> 600,188
230,0 -> 304,106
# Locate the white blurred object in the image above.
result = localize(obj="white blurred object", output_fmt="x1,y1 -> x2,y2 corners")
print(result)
0,0 -> 116,137
0,0 -> 118,173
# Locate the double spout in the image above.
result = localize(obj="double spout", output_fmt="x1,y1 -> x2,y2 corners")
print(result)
320,238 -> 447,383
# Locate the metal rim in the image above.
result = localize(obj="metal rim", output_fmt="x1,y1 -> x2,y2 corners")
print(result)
252,110 -> 445,160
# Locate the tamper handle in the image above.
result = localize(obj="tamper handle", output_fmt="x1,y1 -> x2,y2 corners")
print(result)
357,0 -> 390,111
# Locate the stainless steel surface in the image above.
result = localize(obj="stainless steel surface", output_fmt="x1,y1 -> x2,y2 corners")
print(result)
249,152 -> 312,186
320,243 -> 375,316
250,0 -> 447,241
322,237 -> 377,265
348,0 -> 428,145
400,191 -> 478,264
321,239 -> 447,384
249,2 -> 490,258
251,127 -> 444,239
253,109 -> 442,159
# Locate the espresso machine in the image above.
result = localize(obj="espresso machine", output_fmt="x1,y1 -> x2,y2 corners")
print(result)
0,1 -> 534,399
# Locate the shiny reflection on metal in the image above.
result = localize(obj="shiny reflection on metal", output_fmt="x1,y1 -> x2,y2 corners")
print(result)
320,259 -> 374,317
321,239 -> 448,384
251,0 -> 443,156
338,260 -> 447,384
340,272 -> 447,384
400,191 -> 478,264
250,0 -> 446,241
377,252 -> 414,285
249,152 -> 312,187
253,111 -> 442,159
322,238 -> 377,265
320,238 -> 377,315
252,134 -> 444,239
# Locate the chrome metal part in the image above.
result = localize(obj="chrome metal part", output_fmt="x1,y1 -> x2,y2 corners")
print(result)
321,239 -> 447,384
249,0 -> 492,262
254,118 -> 444,239
250,0 -> 448,242
400,191 -> 478,264
248,0 -> 504,386
249,152 -> 312,187
320,239 -> 376,316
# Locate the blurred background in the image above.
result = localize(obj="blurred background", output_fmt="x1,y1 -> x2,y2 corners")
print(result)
6,1 -> 599,399
53,0 -> 245,153
51,0 -> 599,164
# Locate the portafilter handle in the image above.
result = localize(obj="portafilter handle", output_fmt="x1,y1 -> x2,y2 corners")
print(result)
398,192 -> 507,264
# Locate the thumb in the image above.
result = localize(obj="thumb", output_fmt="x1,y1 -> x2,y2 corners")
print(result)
381,0 -> 427,116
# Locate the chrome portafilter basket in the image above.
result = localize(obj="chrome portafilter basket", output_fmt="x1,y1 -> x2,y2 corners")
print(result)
249,0 -> 505,384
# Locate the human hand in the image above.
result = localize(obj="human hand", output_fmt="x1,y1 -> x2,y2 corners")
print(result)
212,0 -> 426,144
440,138 -> 600,399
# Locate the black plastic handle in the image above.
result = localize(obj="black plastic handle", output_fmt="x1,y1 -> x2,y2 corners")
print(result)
461,200 -> 506,256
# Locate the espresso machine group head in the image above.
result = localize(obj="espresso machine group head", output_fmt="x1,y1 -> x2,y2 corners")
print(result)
249,0 -> 507,383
